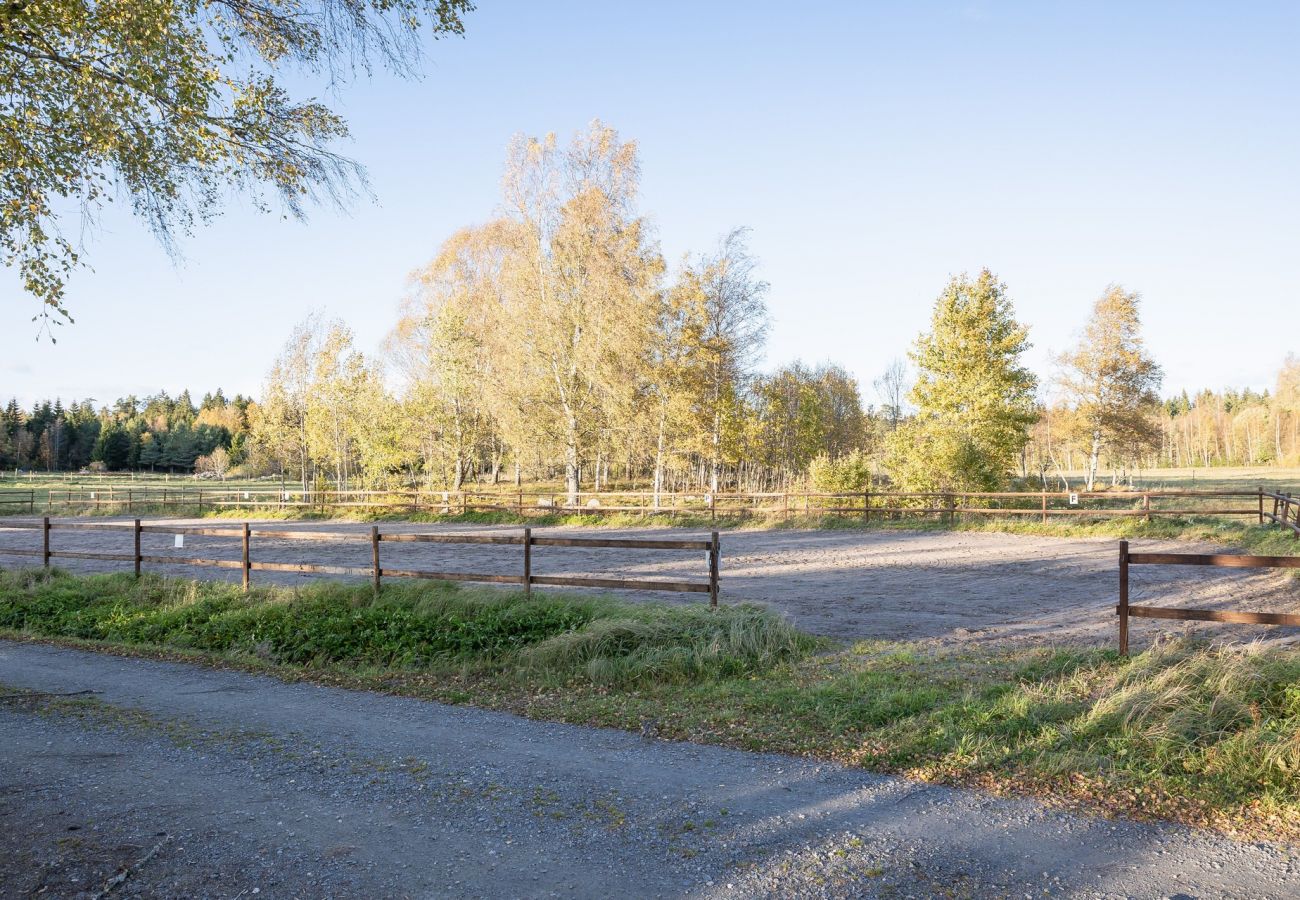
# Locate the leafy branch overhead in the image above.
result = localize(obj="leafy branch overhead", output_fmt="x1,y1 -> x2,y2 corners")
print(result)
0,0 -> 473,320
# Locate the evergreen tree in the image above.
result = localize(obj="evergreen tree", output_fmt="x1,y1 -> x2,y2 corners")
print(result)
92,424 -> 132,470
2,399 -> 21,437
884,269 -> 1038,491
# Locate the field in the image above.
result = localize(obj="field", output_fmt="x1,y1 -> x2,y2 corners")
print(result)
1075,466 -> 1300,493
2,465 -> 1299,524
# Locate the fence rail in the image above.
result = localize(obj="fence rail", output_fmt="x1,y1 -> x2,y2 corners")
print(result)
0,519 -> 721,606
1262,491 -> 1300,536
0,490 -> 34,513
1117,538 -> 1300,653
2,486 -> 1295,530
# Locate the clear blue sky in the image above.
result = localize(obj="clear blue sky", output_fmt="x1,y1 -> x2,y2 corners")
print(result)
6,1 -> 1299,408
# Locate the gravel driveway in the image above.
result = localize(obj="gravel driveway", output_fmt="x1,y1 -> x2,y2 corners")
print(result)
2,640 -> 1296,899
2,518 -> 1297,647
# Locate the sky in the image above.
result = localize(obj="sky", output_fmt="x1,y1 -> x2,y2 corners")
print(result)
5,1 -> 1299,409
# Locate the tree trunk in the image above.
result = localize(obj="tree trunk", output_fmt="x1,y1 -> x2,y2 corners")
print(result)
1086,430 -> 1102,491
564,439 -> 579,507
653,412 -> 665,510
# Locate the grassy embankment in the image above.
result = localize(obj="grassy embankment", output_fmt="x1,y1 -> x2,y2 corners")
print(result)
1,568 -> 1297,843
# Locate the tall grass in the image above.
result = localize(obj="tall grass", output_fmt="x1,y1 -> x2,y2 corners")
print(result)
0,568 -> 817,685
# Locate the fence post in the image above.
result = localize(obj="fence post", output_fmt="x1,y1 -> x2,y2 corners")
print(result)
1258,486 -> 1265,525
133,518 -> 141,578
242,523 -> 251,592
128,488 -> 133,515
197,489 -> 203,516
1041,491 -> 1047,524
1118,539 -> 1130,656
1143,492 -> 1151,524
518,491 -> 524,516
709,530 -> 720,609
523,526 -> 532,598
42,516 -> 50,569
370,525 -> 381,594
863,488 -> 870,525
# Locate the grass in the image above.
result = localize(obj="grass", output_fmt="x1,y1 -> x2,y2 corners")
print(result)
0,569 -> 816,686
1,568 -> 1297,842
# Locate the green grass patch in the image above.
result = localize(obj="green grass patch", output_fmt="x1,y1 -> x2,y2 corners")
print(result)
0,568 -> 816,686
1,568 -> 1297,841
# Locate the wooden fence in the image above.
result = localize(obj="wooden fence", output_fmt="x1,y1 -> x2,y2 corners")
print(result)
0,490 -> 35,514
3,486 -> 1295,526
1117,538 -> 1300,653
0,519 -> 721,606
1262,491 -> 1300,536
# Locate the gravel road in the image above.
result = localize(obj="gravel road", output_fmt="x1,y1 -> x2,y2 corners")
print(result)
1,641 -> 1296,899
2,519 -> 1297,647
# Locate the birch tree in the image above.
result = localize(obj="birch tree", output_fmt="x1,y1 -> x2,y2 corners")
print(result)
251,313 -> 323,492
391,223 -> 511,489
1275,354 -> 1300,465
874,359 -> 909,431
495,121 -> 664,505
4,0 -> 473,321
1057,285 -> 1163,490
642,266 -> 706,505
305,322 -> 376,491
691,228 -> 770,492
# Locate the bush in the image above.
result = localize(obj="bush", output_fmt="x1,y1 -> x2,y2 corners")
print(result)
809,449 -> 872,493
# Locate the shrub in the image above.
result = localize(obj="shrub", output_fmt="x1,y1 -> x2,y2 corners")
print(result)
809,449 -> 872,493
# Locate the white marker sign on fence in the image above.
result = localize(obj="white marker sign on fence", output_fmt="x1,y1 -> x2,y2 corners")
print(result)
1069,492 -> 1079,505
174,534 -> 184,549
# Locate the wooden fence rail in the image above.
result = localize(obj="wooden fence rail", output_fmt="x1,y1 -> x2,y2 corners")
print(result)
1117,538 -> 1300,653
0,490 -> 35,514
0,519 -> 721,606
1262,492 -> 1300,537
4,486 -> 1295,529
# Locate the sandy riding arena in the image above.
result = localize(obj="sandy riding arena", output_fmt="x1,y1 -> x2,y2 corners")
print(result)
2,520 -> 1297,648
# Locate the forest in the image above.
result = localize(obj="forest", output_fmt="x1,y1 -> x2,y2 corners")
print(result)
4,124 -> 1299,497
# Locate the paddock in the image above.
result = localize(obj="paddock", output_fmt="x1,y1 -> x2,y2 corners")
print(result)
1,519 -> 1296,648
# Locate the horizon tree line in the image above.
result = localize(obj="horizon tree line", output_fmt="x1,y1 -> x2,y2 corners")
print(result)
5,124 -> 1298,493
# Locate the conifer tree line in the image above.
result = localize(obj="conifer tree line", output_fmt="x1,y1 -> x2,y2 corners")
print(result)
5,124 -> 1298,494
0,392 -> 251,476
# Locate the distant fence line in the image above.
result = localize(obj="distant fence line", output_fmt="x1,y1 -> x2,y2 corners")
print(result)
0,519 -> 721,605
0,486 -> 1297,530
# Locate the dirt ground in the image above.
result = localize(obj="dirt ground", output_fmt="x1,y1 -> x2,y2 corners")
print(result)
2,518 -> 1298,649
7,642 -> 1297,899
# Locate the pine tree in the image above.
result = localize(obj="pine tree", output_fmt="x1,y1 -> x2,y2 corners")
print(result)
884,269 -> 1038,491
